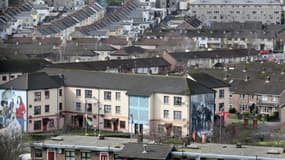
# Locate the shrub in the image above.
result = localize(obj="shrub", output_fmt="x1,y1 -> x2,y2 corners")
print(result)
242,112 -> 250,118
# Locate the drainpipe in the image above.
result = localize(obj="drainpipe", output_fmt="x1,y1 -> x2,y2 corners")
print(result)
57,88 -> 59,132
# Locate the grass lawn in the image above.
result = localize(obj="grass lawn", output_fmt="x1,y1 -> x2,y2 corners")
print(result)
257,140 -> 285,147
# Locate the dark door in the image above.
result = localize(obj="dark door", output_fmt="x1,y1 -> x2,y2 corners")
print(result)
139,124 -> 143,134
78,115 -> 83,127
43,118 -> 49,131
113,119 -> 118,131
135,123 -> 138,134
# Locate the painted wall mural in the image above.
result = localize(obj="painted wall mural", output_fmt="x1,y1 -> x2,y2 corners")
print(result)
0,89 -> 27,132
190,93 -> 215,137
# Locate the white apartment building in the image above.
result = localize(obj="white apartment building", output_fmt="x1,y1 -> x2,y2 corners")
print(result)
0,69 -> 230,138
188,0 -> 282,24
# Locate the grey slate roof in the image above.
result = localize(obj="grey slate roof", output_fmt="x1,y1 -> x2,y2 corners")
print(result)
184,16 -> 202,28
0,72 -> 63,90
0,1 -> 33,25
231,79 -> 285,95
191,62 -> 285,95
118,143 -> 174,160
189,73 -> 229,88
0,59 -> 51,73
37,2 -> 103,35
41,68 -> 213,96
169,49 -> 259,62
79,0 -> 140,35
49,57 -> 170,71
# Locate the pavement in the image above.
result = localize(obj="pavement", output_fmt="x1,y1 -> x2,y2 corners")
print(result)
255,121 -> 285,140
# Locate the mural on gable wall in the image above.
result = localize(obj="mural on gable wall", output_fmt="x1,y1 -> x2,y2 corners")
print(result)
0,89 -> 27,133
190,93 -> 215,137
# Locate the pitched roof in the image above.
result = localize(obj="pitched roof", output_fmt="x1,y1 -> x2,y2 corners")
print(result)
0,59 -> 51,73
49,57 -> 170,71
169,49 -> 259,62
231,79 -> 285,95
0,1 -> 33,25
41,68 -> 213,96
186,78 -> 215,95
118,143 -> 174,160
113,46 -> 146,55
189,73 -> 229,88
184,16 -> 202,28
0,72 -> 63,90
190,62 -> 285,95
79,0 -> 140,35
37,2 -> 103,35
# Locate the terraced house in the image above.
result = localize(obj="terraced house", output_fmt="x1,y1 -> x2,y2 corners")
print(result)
36,1 -> 105,39
0,68 -> 220,138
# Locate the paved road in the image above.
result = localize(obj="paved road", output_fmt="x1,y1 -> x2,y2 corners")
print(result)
255,122 -> 285,140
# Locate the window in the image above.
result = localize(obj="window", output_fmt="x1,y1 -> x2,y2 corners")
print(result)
174,97 -> 182,105
219,103 -> 224,111
45,105 -> 50,113
34,149 -> 42,158
49,119 -> 54,128
164,96 -> 169,104
34,120 -> 41,130
115,92 -> 120,100
261,95 -> 268,102
104,119 -> 112,128
85,90 -> 92,98
34,106 -> 41,115
163,110 -> 169,119
120,121 -> 125,128
59,89 -> 62,96
104,105 -> 111,113
2,76 -> 7,81
81,152 -> 91,160
45,90 -> 50,99
173,111 -> 182,120
76,102 -> 81,111
86,103 -> 92,112
173,126 -> 182,137
272,96 -> 277,102
115,106 -> 120,114
76,89 -> 81,97
104,91 -> 111,100
10,75 -> 14,79
59,102 -> 63,110
34,92 -> 41,101
219,89 -> 224,98
65,151 -> 75,160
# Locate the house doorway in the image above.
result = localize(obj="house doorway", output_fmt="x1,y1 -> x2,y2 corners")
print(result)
47,151 -> 55,160
43,118 -> 49,131
112,118 -> 119,131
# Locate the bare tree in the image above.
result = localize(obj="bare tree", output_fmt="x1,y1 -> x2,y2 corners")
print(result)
0,134 -> 24,160
0,120 -> 24,160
